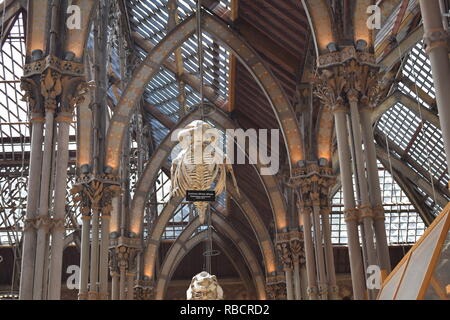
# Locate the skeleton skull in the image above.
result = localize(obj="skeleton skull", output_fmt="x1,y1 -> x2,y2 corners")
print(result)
186,271 -> 224,300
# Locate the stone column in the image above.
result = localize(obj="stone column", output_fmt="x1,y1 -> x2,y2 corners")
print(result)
360,108 -> 391,274
72,179 -> 121,300
78,214 -> 91,300
290,236 -> 304,300
334,107 -> 366,300
48,112 -> 72,300
321,208 -> 339,300
420,0 -> 450,182
109,245 -> 119,300
299,207 -> 318,300
19,112 -> 44,300
127,273 -> 135,300
33,105 -> 56,300
348,92 -> 378,299
311,202 -> 328,300
99,213 -> 111,300
88,207 -> 100,300
111,273 -> 120,300
110,241 -> 139,300
276,240 -> 294,300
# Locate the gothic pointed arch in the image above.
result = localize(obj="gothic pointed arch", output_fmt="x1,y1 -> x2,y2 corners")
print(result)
104,11 -> 304,178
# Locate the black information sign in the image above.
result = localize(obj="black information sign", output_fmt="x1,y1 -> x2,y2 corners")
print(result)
186,190 -> 216,202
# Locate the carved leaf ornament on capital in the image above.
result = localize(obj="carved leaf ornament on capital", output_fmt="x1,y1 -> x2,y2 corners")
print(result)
313,47 -> 391,109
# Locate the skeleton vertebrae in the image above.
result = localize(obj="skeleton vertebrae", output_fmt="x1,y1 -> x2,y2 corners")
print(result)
170,120 -> 238,224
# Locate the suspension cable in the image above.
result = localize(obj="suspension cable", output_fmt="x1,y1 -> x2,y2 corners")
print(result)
196,0 -> 205,121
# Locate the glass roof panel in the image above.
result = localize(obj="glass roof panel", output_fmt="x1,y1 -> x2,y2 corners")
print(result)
127,0 -> 231,148
331,161 -> 426,245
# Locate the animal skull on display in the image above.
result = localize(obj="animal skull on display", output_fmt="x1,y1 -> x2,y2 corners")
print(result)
170,120 -> 238,224
186,271 -> 224,300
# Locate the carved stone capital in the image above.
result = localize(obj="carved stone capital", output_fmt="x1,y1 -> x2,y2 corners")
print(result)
265,282 -> 287,300
373,205 -> 386,220
307,285 -> 318,299
290,238 -> 305,265
52,218 -> 66,231
347,88 -> 359,103
317,46 -> 377,68
20,78 -> 42,113
23,218 -> 37,232
111,245 -> 139,273
276,240 -> 293,271
23,55 -> 84,78
71,177 -> 121,216
291,165 -> 335,208
343,208 -> 359,222
423,29 -> 449,53
318,283 -> 328,297
35,216 -> 54,231
110,236 -> 141,277
40,68 -> 62,111
134,279 -> 155,300
359,206 -> 374,220
314,47 -> 392,109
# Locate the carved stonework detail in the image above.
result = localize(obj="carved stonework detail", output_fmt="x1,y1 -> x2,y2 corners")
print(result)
40,68 -> 62,111
290,238 -> 305,265
116,246 -> 138,273
61,78 -> 93,113
343,209 -> 359,222
23,55 -> 84,78
71,176 -> 121,216
291,164 -> 335,209
134,280 -> 155,300
317,46 -> 377,68
265,282 -> 287,300
373,205 -> 386,221
20,78 -> 42,112
109,237 -> 141,279
313,46 -> 394,110
423,29 -> 449,53
21,54 -> 87,115
276,241 -> 293,271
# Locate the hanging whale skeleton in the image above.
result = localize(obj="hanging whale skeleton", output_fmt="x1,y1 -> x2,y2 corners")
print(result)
170,120 -> 239,224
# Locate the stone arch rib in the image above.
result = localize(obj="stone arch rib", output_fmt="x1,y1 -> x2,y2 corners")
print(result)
104,11 -> 303,177
154,217 -> 261,300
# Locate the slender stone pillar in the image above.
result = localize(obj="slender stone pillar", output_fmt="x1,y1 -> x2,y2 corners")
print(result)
348,94 -> 378,299
88,208 -> 100,300
19,113 -> 44,300
299,208 -> 318,300
420,0 -> 450,183
99,213 -> 111,300
312,204 -> 328,300
33,108 -> 56,300
127,273 -> 135,300
360,109 -> 391,274
276,238 -> 294,300
290,236 -> 304,300
119,264 -> 127,300
111,272 -> 120,300
334,108 -> 366,300
48,113 -> 72,300
293,260 -> 302,300
285,269 -> 294,300
78,214 -> 91,300
321,208 -> 339,300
